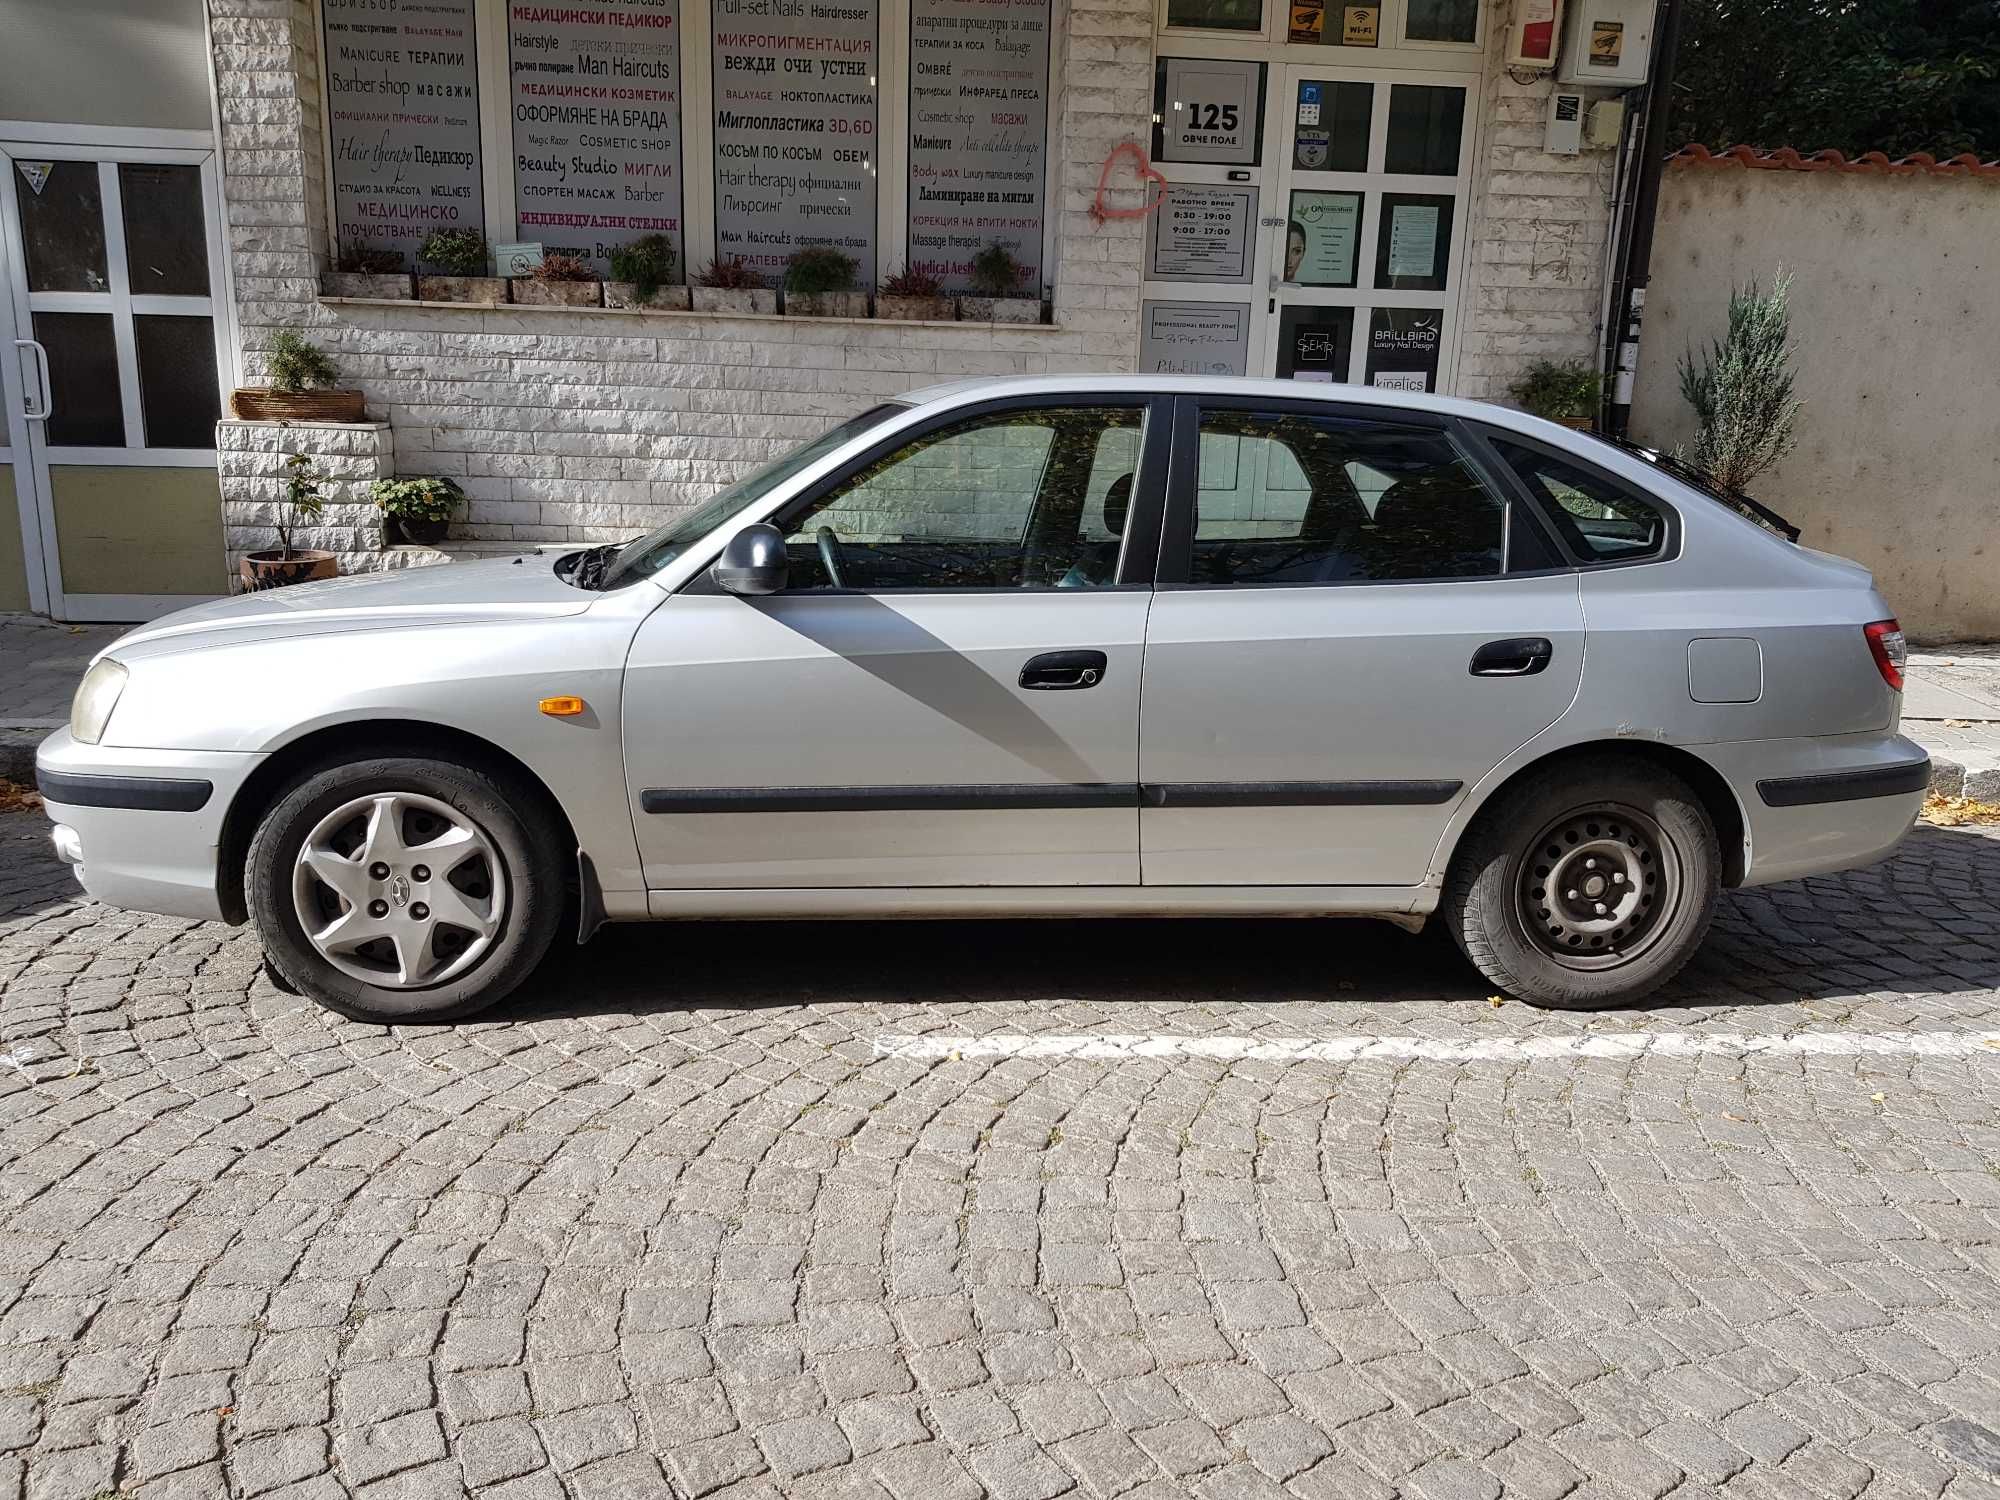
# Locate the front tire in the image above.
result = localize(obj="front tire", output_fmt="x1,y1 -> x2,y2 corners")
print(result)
247,755 -> 567,1022
1445,758 -> 1720,1010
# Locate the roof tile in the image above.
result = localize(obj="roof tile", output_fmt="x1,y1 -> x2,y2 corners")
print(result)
1669,143 -> 2000,180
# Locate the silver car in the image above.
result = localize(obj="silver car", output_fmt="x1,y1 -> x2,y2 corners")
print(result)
36,376 -> 1927,1019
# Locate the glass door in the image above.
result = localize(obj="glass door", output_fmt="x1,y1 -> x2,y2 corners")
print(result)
1266,64 -> 1474,391
1,145 -> 231,620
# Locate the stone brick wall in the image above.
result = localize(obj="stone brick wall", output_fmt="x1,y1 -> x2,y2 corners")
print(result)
1451,0 -> 1620,401
206,0 -> 1156,577
216,420 -> 395,569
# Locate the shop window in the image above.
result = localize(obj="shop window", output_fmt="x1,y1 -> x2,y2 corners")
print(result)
510,4 -> 684,278
321,0 -> 483,269
135,317 -> 222,450
1374,193 -> 1454,290
1292,81 -> 1371,173
1404,0 -> 1478,43
18,161 -> 107,294
1165,0 -> 1263,30
909,0 -> 1053,292
119,165 -> 209,296
32,312 -> 122,448
1384,86 -> 1465,176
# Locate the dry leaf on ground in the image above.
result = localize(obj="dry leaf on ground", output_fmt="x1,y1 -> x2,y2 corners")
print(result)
1922,793 -> 2000,827
0,782 -> 43,814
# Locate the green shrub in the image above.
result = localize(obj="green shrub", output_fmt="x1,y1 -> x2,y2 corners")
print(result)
608,234 -> 677,299
968,241 -> 1027,297
534,252 -> 595,283
419,227 -> 489,276
265,330 -> 338,393
370,476 -> 466,523
1677,272 -> 1803,491
694,256 -> 768,290
784,245 -> 859,296
880,264 -> 943,298
334,239 -> 404,275
275,426 -> 326,558
1506,359 -> 1601,422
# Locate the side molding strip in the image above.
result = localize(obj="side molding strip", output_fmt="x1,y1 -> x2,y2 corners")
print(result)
1141,781 -> 1463,808
1756,760 -> 1932,808
641,780 -> 1463,813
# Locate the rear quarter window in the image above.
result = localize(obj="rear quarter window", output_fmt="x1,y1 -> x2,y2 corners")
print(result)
1494,439 -> 1668,565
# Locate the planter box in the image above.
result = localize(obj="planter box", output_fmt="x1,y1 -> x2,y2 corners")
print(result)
957,296 -> 1042,325
230,388 -> 367,422
691,287 -> 778,315
383,515 -> 451,546
875,295 -> 954,322
604,281 -> 692,311
784,290 -> 869,318
239,549 -> 338,592
511,278 -> 603,307
321,271 -> 412,299
417,275 -> 507,304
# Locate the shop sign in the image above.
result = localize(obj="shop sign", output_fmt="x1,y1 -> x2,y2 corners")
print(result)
1285,190 -> 1359,286
1365,307 -> 1442,391
712,0 -> 880,283
323,0 -> 484,265
1140,300 -> 1252,377
1148,186 -> 1256,282
1158,59 -> 1262,165
1341,4 -> 1380,44
509,0 -> 684,277
908,0 -> 1051,290
1278,306 -> 1352,382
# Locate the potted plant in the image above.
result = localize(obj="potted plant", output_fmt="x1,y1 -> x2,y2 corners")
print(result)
371,475 -> 466,547
875,264 -> 953,323
957,241 -> 1040,324
240,440 -> 338,591
322,239 -> 412,300
1507,359 -> 1602,430
691,256 -> 777,315
416,227 -> 505,304
605,234 -> 690,310
783,245 -> 867,318
511,251 -> 603,308
230,329 -> 366,422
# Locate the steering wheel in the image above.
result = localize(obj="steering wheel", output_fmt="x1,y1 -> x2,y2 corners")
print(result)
815,526 -> 848,590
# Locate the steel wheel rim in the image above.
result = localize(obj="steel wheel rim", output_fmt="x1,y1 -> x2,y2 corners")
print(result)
1515,802 -> 1681,971
291,791 -> 508,990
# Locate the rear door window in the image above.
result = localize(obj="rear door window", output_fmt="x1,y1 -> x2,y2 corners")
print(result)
1494,439 -> 1667,563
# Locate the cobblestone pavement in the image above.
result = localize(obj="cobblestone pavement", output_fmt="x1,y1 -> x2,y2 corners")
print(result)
2,809 -> 2000,1500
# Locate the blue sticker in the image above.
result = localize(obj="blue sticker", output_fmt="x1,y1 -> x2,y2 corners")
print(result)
1300,82 -> 1322,104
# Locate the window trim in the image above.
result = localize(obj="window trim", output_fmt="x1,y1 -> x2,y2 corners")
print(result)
1155,395 -> 1536,590
1462,421 -> 1684,571
703,393 -> 1175,595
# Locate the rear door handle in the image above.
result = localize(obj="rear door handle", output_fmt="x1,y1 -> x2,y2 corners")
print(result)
1470,637 -> 1553,677
1021,649 -> 1108,690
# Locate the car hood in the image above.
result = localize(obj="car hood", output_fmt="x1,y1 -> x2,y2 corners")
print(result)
102,553 -> 596,661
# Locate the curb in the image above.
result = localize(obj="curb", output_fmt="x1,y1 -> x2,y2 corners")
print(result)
0,731 -> 41,787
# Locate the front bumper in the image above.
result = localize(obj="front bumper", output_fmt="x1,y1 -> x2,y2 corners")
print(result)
34,729 -> 264,923
1703,731 -> 1930,888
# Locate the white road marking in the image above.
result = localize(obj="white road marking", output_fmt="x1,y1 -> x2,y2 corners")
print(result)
874,1031 -> 2000,1063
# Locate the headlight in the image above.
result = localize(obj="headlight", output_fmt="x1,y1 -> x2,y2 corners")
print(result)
70,659 -> 128,745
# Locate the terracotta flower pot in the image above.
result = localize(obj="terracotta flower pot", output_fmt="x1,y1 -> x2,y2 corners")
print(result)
321,272 -> 412,300
229,388 -> 367,422
604,282 -> 692,311
510,279 -> 603,307
957,296 -> 1042,325
784,290 -> 869,318
691,287 -> 778,315
417,275 -> 507,304
239,549 -> 338,591
386,515 -> 450,546
875,295 -> 954,322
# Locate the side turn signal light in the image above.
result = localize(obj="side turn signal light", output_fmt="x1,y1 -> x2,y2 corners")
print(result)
539,696 -> 586,718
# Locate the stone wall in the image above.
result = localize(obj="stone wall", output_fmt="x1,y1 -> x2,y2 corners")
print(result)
207,0 -> 1155,578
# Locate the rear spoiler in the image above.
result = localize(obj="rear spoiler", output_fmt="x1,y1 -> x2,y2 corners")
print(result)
1585,435 -> 1802,543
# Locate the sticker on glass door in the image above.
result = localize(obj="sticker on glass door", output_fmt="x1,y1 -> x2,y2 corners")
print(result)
1276,306 -> 1352,383
1365,309 -> 1442,391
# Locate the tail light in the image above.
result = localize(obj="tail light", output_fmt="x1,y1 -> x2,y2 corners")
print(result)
1864,619 -> 1907,692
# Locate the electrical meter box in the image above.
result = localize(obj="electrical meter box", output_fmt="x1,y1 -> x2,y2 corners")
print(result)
1557,0 -> 1653,87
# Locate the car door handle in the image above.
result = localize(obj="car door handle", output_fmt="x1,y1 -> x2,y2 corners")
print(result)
1470,637 -> 1553,677
1020,649 -> 1108,690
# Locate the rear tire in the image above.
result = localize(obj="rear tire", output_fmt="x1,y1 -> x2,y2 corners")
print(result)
247,755 -> 568,1023
1445,757 -> 1720,1010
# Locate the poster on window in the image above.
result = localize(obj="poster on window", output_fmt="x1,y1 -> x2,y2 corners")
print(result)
508,1 -> 683,277
907,0 -> 1050,292
1285,190 -> 1360,286
712,0 -> 879,283
1148,187 -> 1255,282
1277,305 -> 1353,382
1140,301 -> 1251,377
1155,59 -> 1264,165
1365,307 -> 1443,391
322,0 -> 483,267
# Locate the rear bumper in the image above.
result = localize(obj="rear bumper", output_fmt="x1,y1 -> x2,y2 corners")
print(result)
34,729 -> 261,923
1704,732 -> 1930,888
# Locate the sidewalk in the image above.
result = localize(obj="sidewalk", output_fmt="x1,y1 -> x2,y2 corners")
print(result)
3,610 -> 1998,797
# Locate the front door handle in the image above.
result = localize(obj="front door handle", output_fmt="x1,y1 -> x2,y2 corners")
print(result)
14,340 -> 51,421
1021,649 -> 1108,690
1470,637 -> 1553,677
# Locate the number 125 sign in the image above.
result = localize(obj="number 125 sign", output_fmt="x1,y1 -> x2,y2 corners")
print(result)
1159,58 -> 1264,166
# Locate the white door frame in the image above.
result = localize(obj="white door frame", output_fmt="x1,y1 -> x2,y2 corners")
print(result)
0,131 -> 234,621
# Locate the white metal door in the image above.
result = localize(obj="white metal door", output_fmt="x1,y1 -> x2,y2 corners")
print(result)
0,142 -> 233,620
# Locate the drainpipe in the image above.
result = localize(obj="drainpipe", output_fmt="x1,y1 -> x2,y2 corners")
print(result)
1604,0 -> 1687,438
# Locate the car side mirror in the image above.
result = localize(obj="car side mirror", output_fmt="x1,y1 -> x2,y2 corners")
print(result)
712,523 -> 788,596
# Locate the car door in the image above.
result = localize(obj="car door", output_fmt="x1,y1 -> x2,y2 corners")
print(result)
623,395 -> 1169,889
1138,396 -> 1584,888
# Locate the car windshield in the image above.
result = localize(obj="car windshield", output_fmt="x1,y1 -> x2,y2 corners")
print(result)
597,403 -> 909,588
